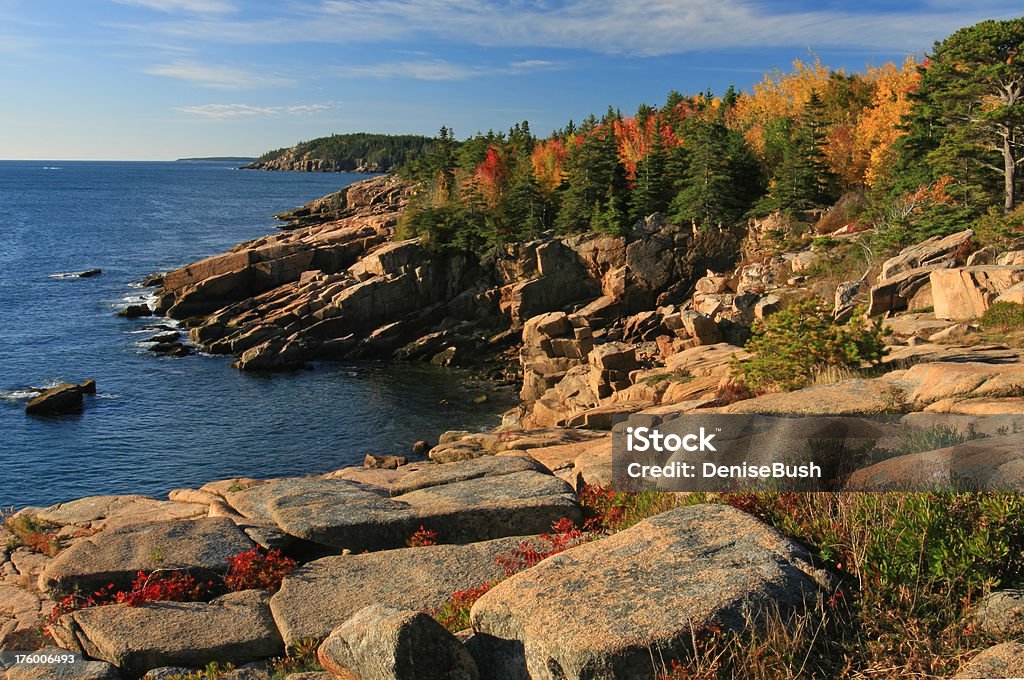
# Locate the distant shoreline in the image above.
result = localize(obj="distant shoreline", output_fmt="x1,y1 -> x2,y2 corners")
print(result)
176,156 -> 258,163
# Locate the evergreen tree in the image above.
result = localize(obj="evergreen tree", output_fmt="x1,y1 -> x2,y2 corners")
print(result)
757,92 -> 837,213
670,114 -> 760,228
555,110 -> 628,234
895,17 -> 1024,215
629,116 -> 672,221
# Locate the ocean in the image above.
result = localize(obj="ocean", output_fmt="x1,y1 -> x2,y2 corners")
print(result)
0,161 -> 507,510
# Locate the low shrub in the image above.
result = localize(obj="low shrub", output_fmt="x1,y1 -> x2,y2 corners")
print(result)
225,548 -> 297,592
432,583 -> 492,633
731,299 -> 887,392
269,638 -> 323,680
406,526 -> 439,547
4,513 -> 62,556
981,301 -> 1024,331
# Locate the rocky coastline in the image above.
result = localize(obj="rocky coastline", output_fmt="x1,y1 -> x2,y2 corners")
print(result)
8,175 -> 1024,678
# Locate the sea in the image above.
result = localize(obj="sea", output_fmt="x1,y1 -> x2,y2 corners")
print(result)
0,161 -> 508,510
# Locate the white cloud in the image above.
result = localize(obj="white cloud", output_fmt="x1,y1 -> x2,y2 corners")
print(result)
146,61 -> 292,89
335,58 -> 564,81
336,60 -> 480,80
176,102 -> 335,118
112,0 -> 235,14
134,0 -> 1024,55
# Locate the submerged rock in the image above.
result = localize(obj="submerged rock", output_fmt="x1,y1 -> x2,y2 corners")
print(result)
117,304 -> 153,318
25,381 -> 96,415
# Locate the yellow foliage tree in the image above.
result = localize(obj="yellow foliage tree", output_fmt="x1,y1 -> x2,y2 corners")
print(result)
853,57 -> 921,187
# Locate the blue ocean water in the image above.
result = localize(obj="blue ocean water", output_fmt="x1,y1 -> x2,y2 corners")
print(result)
0,161 -> 505,510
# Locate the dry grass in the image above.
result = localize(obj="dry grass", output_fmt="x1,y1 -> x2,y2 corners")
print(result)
583,488 -> 1024,679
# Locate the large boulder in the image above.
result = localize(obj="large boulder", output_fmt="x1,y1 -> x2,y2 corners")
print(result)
931,266 -> 1024,320
879,229 -> 973,280
318,605 -> 477,680
845,433 -> 1024,491
25,384 -> 86,416
40,518 -> 255,598
867,265 -> 944,317
973,589 -> 1024,637
4,648 -> 118,680
270,537 -> 540,644
225,471 -> 578,552
388,456 -> 546,496
21,495 -> 206,532
49,590 -> 283,678
469,504 -> 823,680
954,642 -> 1024,679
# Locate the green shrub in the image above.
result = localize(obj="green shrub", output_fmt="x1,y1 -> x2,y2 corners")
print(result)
731,299 -> 887,392
981,301 -> 1024,330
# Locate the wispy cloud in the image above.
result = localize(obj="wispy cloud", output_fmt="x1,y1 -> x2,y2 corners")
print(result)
112,0 -> 236,14
176,102 -> 336,118
336,58 -> 565,81
146,61 -> 292,89
132,0 -> 1024,55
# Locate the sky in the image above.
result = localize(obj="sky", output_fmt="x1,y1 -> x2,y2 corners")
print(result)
1,0 -> 1021,160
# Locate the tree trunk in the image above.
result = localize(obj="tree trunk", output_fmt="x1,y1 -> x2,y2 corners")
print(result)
1005,132 -> 1016,214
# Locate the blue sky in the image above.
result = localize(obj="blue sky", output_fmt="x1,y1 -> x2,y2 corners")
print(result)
1,0 -> 1021,160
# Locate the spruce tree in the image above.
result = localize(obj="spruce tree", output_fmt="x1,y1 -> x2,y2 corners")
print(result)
629,116 -> 672,222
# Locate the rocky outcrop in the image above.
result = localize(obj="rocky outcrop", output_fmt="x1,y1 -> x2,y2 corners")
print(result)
930,265 -> 1024,320
879,229 -> 974,280
867,229 -> 976,317
469,504 -> 824,680
149,184 -> 743,373
318,605 -> 478,680
50,590 -> 283,678
223,466 -> 579,552
41,518 -> 255,598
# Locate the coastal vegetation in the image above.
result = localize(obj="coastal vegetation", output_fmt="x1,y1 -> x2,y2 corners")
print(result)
396,17 -> 1024,257
249,132 -> 437,172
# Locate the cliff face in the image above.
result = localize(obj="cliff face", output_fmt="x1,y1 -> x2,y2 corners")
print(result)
151,175 -> 733,374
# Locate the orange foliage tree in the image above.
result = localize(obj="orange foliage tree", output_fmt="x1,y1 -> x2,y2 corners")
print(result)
530,138 -> 569,196
853,57 -> 921,187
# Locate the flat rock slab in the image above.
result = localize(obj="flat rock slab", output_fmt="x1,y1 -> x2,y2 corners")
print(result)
271,536 -> 540,644
469,504 -> 823,680
723,379 -> 897,415
50,591 -> 283,678
4,648 -> 118,680
388,456 -> 545,496
20,496 -> 207,532
227,470 -> 579,552
318,605 -> 478,680
845,433 -> 1024,491
41,518 -> 255,598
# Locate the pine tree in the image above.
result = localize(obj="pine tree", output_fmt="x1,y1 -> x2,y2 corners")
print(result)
895,17 -> 1024,215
